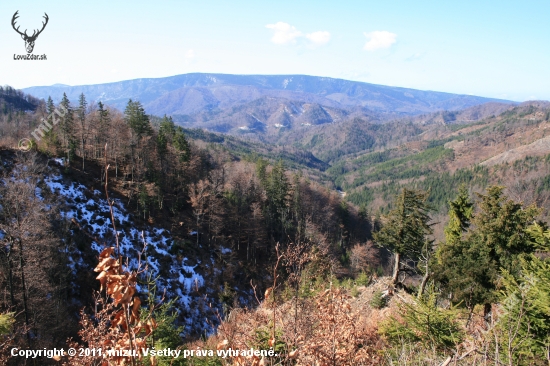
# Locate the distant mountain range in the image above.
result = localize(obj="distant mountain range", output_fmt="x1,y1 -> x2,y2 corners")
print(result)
23,73 -> 516,134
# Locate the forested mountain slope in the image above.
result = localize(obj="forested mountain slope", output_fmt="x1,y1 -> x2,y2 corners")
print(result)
326,102 -> 550,218
0,84 -> 548,365
0,89 -> 372,364
23,73 -> 514,135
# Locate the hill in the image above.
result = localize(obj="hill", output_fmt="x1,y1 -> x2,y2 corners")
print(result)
0,84 -> 549,365
322,102 -> 550,218
0,86 -> 42,114
23,73 -> 514,134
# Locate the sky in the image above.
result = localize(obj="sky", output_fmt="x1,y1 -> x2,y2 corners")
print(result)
0,0 -> 549,101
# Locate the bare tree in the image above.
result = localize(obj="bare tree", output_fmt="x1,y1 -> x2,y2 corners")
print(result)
188,179 -> 211,246
0,152 -> 73,349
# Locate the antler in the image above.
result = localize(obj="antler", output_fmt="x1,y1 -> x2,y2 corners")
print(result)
29,13 -> 49,39
11,11 -> 27,37
11,11 -> 49,40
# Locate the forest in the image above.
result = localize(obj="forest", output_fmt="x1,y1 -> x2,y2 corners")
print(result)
0,88 -> 548,365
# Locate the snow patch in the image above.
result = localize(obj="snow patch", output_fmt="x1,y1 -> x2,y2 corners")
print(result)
43,173 -> 206,334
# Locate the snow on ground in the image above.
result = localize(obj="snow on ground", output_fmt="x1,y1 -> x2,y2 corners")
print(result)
43,174 -> 207,334
220,246 -> 232,254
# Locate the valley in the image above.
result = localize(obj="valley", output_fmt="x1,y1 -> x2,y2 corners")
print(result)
0,76 -> 549,365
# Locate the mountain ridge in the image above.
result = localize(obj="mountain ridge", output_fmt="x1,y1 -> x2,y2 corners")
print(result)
23,73 -> 515,122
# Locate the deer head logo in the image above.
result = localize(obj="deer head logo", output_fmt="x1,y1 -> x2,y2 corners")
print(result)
12,11 -> 49,54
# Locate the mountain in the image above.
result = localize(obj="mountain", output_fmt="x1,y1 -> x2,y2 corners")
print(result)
23,73 -> 514,133
0,86 -> 42,113
1,81 -> 550,363
323,102 -> 550,217
405,102 -> 517,126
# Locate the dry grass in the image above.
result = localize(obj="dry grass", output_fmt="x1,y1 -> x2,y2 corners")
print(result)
194,276 -> 527,366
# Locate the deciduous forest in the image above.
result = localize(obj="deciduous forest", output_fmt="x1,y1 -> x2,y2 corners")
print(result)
0,87 -> 549,365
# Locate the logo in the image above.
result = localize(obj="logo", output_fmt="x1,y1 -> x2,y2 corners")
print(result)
11,10 -> 49,54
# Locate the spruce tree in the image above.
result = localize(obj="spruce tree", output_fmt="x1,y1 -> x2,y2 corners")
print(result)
265,160 -> 290,242
373,188 -> 433,285
472,186 -> 539,272
43,96 -> 57,149
78,93 -> 87,170
59,93 -> 75,162
433,186 -> 480,309
444,184 -> 473,245
46,96 -> 55,117
158,115 -> 176,137
255,158 -> 268,184
173,127 -> 190,162
498,254 -> 550,364
434,186 -> 540,316
96,101 -> 110,159
156,115 -> 173,161
124,99 -> 152,139
124,99 -> 152,182
380,285 -> 464,351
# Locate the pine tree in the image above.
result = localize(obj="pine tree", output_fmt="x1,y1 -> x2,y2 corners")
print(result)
373,188 -> 433,285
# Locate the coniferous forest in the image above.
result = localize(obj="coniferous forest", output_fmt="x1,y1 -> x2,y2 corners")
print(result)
0,85 -> 549,366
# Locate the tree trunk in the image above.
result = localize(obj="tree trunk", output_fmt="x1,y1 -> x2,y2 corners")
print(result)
391,252 -> 400,285
196,216 -> 200,247
81,135 -> 85,171
418,252 -> 430,298
7,246 -> 15,307
18,239 -> 31,346
483,303 -> 492,328
418,271 -> 429,299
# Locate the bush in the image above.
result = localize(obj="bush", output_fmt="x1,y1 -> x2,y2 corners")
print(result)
0,313 -> 14,336
370,290 -> 387,309
356,271 -> 370,286
379,287 -> 464,351
495,255 -> 550,365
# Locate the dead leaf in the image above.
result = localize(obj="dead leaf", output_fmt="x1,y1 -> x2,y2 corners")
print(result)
264,287 -> 273,300
216,339 -> 228,350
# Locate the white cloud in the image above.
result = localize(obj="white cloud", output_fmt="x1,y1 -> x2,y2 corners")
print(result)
363,31 -> 397,51
265,22 -> 303,45
266,22 -> 330,47
185,49 -> 196,59
306,31 -> 331,46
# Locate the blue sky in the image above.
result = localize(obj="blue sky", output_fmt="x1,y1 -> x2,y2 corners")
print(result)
1,0 -> 549,101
